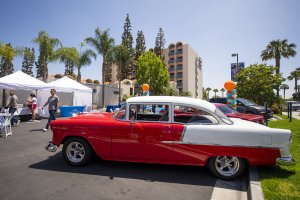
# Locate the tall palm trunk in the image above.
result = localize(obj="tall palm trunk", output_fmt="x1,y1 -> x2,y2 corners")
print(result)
275,56 -> 280,98
295,79 -> 298,94
77,67 -> 81,82
101,61 -> 105,108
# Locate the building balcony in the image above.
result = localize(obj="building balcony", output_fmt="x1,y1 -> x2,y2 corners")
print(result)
176,65 -> 183,70
169,68 -> 175,72
168,51 -> 175,56
176,83 -> 183,87
176,58 -> 183,62
176,49 -> 183,54
168,59 -> 175,64
176,74 -> 183,78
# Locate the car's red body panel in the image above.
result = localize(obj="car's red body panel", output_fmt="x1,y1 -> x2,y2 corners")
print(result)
50,113 -> 280,166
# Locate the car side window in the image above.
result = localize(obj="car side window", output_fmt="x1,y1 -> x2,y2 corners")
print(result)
129,104 -> 169,122
173,105 -> 218,124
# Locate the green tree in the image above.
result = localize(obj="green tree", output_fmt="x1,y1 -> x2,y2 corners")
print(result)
136,51 -> 169,95
179,91 -> 192,97
235,64 -> 284,105
0,43 -> 23,106
287,68 -> 300,94
54,47 -> 79,77
111,44 -> 131,104
21,47 -> 35,76
33,31 -> 62,81
164,87 -> 179,96
213,89 -> 219,97
85,28 -> 115,108
202,87 -> 208,100
154,27 -> 166,57
261,39 -> 297,98
135,30 -> 146,61
121,14 -> 135,79
0,43 -> 16,77
280,84 -> 289,100
205,87 -> 212,99
220,88 -> 225,97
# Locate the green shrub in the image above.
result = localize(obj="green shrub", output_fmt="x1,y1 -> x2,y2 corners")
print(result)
93,80 -> 100,84
86,79 -> 93,83
54,74 -> 63,78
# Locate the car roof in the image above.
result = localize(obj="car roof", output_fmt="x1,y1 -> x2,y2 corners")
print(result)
127,96 -> 216,112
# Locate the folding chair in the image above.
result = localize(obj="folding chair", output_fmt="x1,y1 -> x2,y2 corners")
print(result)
0,115 -> 13,138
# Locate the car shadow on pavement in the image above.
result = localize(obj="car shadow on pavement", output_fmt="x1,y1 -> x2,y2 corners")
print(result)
29,152 -> 220,187
257,166 -> 295,179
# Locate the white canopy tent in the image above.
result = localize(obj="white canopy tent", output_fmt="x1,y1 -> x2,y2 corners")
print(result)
40,76 -> 92,112
0,70 -> 51,116
0,70 -> 51,90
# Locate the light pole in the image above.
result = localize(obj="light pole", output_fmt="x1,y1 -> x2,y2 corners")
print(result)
231,53 -> 238,70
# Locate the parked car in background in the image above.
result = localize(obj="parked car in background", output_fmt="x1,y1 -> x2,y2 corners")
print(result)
214,103 -> 264,124
209,97 -> 273,118
286,101 -> 300,111
46,96 -> 294,180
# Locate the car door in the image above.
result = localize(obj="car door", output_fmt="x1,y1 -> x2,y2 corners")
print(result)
172,104 -> 220,165
112,103 -> 173,162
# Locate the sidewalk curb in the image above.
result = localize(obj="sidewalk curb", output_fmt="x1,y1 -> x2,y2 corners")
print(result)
248,166 -> 265,200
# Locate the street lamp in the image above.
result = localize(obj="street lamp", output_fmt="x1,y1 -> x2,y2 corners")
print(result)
231,53 -> 239,69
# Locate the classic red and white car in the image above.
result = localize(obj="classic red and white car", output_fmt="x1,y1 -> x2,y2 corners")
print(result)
214,103 -> 265,124
46,96 -> 295,180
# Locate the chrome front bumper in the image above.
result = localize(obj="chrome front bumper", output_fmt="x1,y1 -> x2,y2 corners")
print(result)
45,141 -> 58,152
276,157 -> 296,166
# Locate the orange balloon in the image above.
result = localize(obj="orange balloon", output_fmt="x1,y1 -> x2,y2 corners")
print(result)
224,81 -> 236,91
142,84 -> 149,92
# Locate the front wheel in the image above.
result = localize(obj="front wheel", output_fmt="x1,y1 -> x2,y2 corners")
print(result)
62,138 -> 93,166
207,156 -> 246,180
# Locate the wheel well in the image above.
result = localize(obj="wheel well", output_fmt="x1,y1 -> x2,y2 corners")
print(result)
62,136 -> 96,154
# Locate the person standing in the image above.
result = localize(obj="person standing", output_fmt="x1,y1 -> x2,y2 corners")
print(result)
27,93 -> 37,122
6,90 -> 20,126
42,89 -> 59,132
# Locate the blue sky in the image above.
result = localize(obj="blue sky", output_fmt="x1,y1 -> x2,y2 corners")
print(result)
1,0 -> 300,98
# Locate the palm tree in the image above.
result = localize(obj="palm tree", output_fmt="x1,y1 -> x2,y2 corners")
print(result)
287,68 -> 300,94
213,89 -> 219,98
54,47 -> 79,78
220,88 -> 225,97
85,28 -> 115,108
206,87 -> 212,99
280,84 -> 289,100
77,42 -> 97,83
33,31 -> 62,81
261,39 -> 297,98
111,45 -> 130,104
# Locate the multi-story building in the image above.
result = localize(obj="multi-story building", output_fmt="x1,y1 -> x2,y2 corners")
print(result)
161,42 -> 203,99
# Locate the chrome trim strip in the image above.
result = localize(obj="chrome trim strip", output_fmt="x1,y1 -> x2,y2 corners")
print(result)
160,140 -> 280,149
180,125 -> 187,141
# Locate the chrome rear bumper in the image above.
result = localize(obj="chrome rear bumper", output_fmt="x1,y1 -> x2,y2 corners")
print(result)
276,157 -> 296,166
45,141 -> 58,152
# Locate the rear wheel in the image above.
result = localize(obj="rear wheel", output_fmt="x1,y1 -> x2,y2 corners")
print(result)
62,138 -> 93,166
208,156 -> 246,180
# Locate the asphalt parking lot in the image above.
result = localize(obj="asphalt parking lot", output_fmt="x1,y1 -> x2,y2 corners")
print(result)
0,119 -> 247,200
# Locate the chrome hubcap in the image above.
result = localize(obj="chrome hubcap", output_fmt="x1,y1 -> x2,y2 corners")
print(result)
215,156 -> 239,177
66,142 -> 85,163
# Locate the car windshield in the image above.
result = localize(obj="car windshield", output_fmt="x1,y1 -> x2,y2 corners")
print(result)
238,98 -> 257,106
113,104 -> 126,120
218,105 -> 237,114
214,108 -> 233,125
